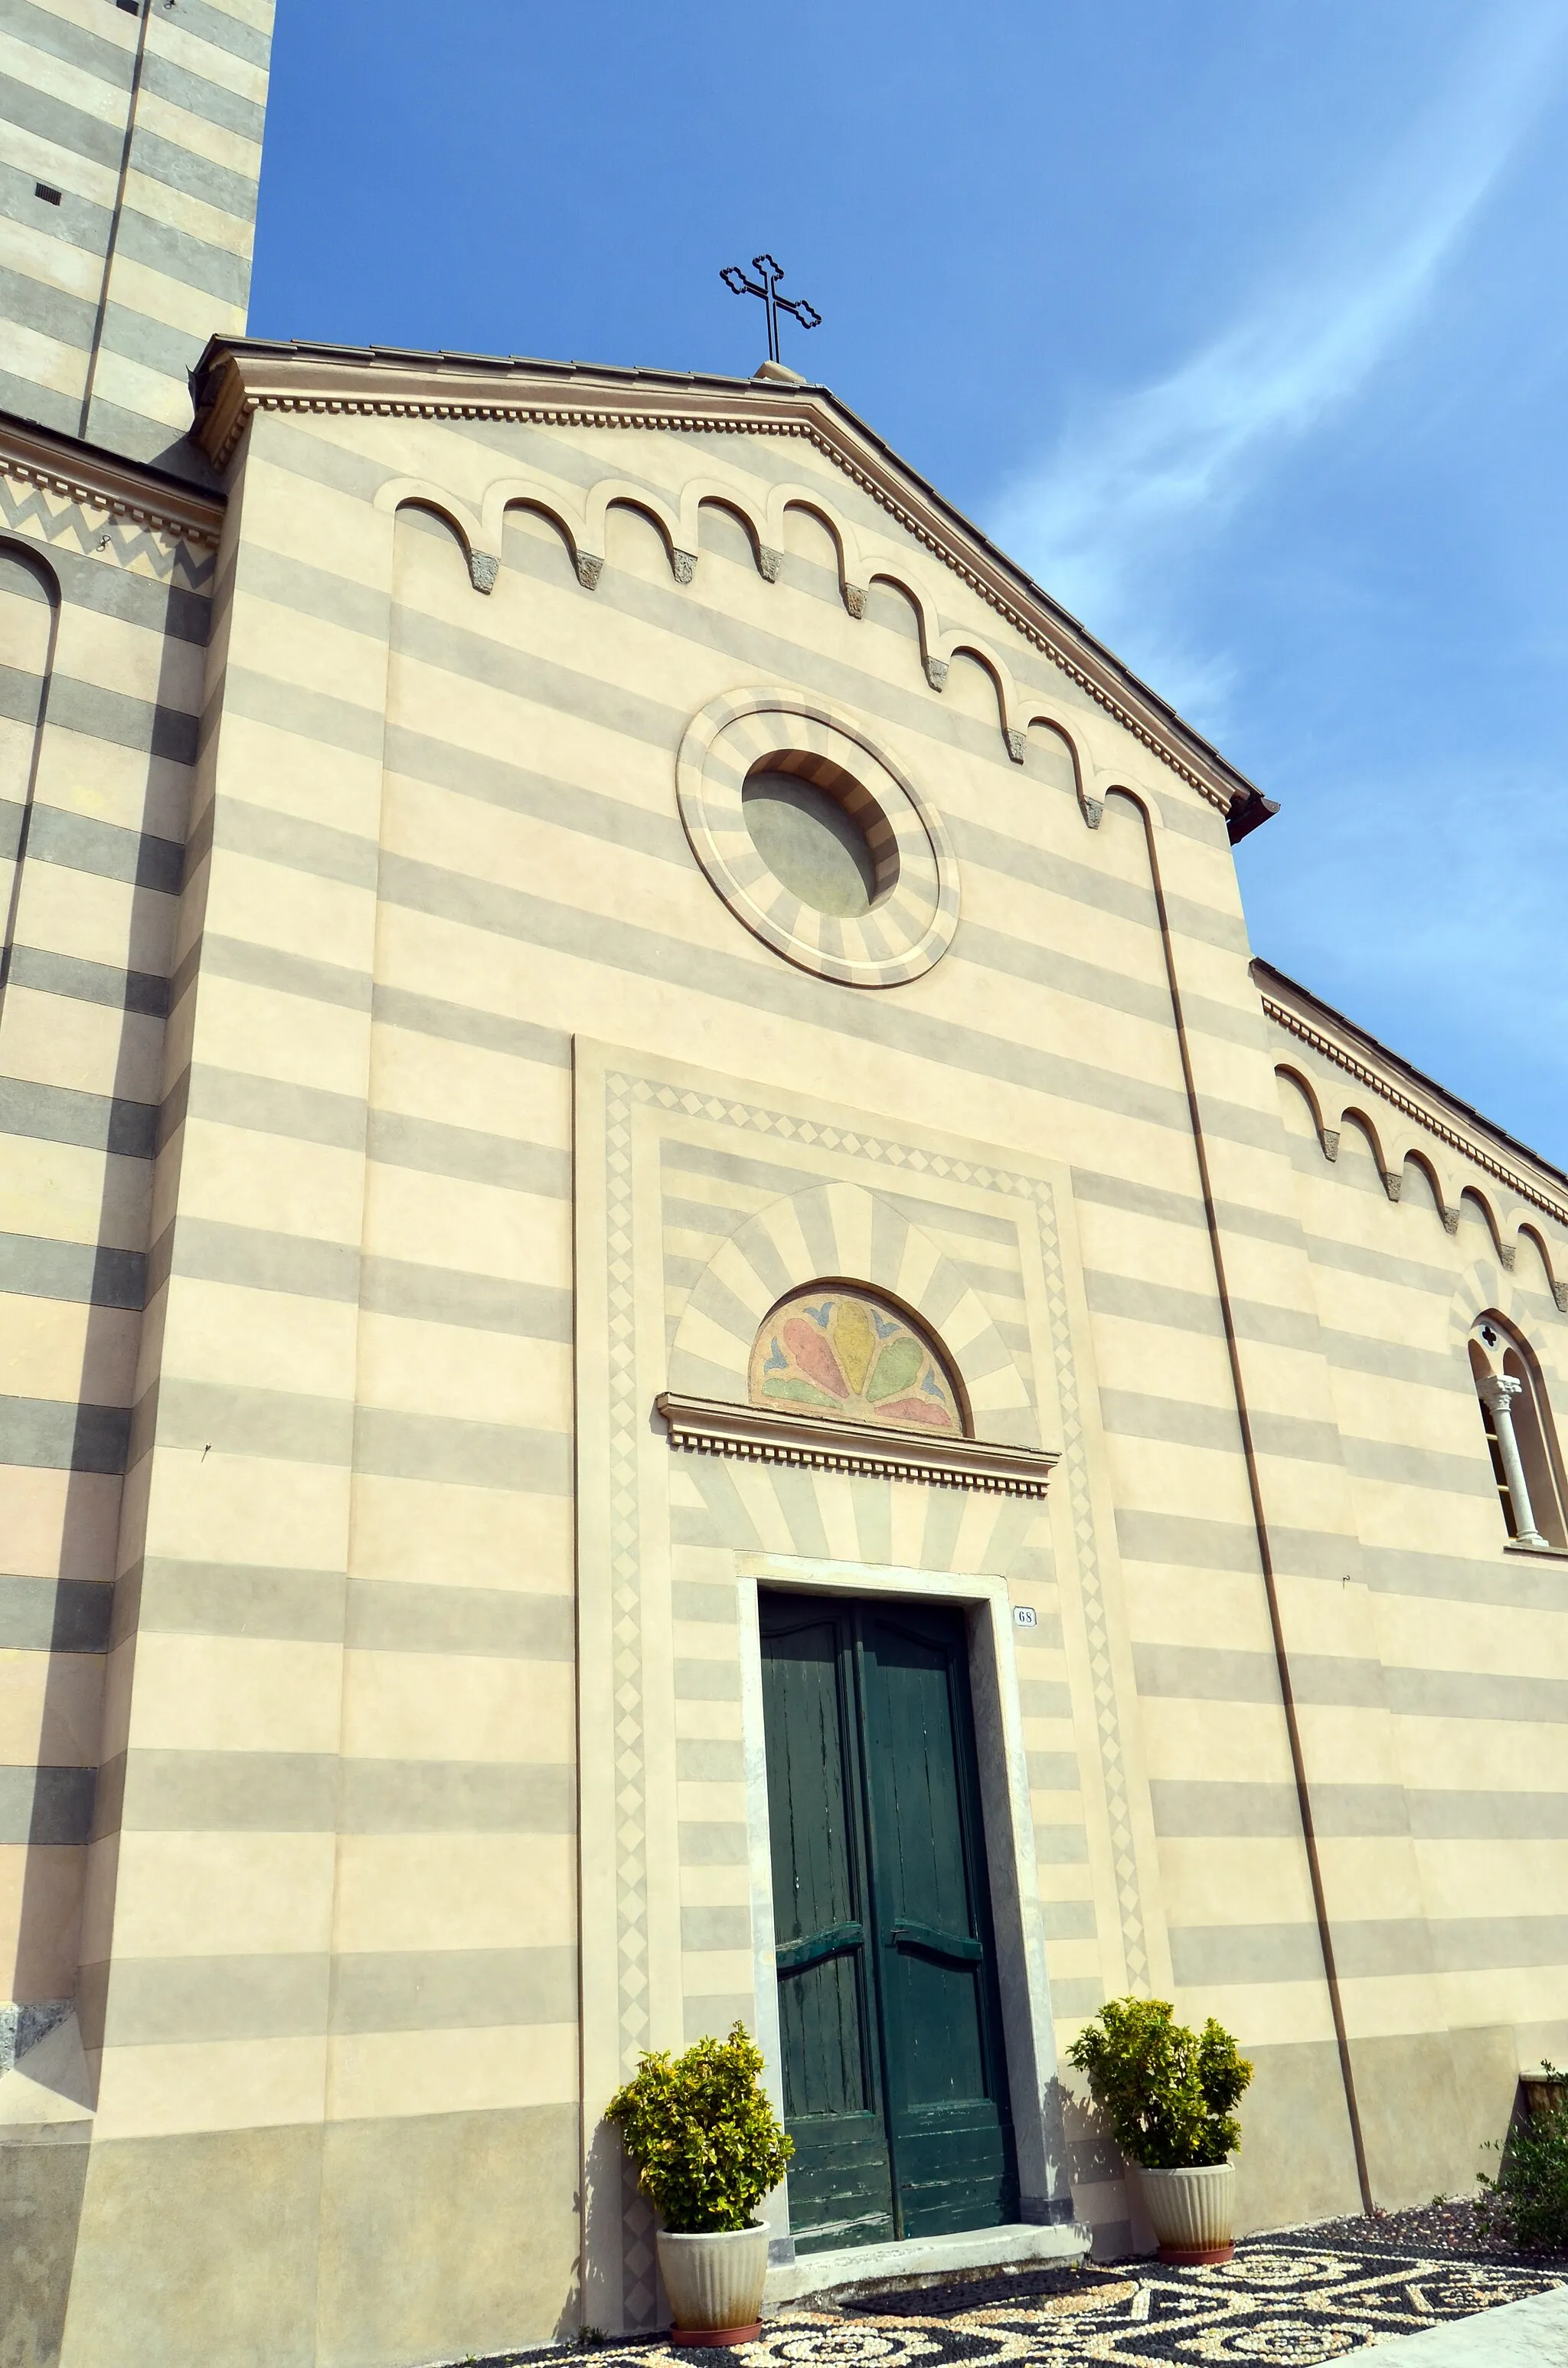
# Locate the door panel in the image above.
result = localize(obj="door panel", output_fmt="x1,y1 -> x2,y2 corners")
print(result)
760,1591 -> 1017,2253
860,1604 -> 1018,2237
761,1603 -> 894,2252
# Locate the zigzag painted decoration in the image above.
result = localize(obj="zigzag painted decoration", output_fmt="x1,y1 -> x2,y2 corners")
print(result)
0,471 -> 216,590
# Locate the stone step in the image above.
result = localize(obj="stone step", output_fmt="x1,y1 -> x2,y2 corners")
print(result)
764,2219 -> 1091,2309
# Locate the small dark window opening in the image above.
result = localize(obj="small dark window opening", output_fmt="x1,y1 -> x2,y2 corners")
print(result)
116,1 -> 142,15
34,184 -> 62,206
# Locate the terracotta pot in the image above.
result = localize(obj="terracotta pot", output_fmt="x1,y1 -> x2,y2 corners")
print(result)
657,2225 -> 769,2344
1135,2159 -> 1235,2265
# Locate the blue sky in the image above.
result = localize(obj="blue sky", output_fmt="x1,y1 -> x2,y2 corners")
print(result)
250,3 -> 1568,1164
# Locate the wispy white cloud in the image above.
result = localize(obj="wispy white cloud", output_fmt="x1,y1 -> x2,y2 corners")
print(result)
991,4 -> 1568,698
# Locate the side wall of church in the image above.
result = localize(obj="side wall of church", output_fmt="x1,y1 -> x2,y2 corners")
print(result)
1263,1005 -> 1568,2193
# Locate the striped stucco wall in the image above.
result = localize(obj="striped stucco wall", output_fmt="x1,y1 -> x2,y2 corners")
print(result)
0,436 -> 215,2226
41,456 -> 585,2368
8,348 -> 1568,2358
1265,1025 -> 1568,2127
0,0 -> 272,476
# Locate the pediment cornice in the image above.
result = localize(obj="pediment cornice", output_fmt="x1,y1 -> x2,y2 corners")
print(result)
0,412 -> 224,551
192,338 -> 1261,824
655,1390 -> 1059,1499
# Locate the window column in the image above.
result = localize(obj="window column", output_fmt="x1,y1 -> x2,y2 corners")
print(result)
1478,1375 -> 1550,1549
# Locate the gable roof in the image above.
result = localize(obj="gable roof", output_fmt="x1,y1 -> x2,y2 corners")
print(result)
190,336 -> 1276,839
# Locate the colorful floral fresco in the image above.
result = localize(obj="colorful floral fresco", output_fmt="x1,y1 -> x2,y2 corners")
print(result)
749,1289 -> 963,1433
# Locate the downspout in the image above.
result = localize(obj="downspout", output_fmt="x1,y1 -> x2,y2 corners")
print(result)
1114,787 -> 1374,2216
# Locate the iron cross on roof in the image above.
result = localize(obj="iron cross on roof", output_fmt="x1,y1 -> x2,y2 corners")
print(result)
720,253 -> 822,366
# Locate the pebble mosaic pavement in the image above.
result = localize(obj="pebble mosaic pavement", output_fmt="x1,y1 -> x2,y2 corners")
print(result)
479,2222 -> 1568,2368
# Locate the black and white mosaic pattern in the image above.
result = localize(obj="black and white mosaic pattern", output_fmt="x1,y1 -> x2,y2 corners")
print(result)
501,2235 -> 1566,2368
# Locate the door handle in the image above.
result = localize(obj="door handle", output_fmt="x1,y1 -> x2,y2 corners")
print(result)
890,1918 -> 983,1965
775,1919 -> 864,1973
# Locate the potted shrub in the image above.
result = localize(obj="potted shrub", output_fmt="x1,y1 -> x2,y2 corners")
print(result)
1068,1997 -> 1253,2264
609,2022 -> 793,2343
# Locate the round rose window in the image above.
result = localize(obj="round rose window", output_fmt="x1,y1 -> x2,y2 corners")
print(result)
676,687 -> 959,987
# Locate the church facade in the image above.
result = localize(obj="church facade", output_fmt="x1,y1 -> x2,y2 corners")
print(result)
4,14 -> 1568,2368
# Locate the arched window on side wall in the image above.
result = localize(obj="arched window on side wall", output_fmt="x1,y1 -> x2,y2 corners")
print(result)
1468,1317 -> 1568,1550
750,1284 -> 968,1434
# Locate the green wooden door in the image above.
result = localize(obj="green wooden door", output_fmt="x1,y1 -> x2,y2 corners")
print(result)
761,1598 -> 895,2252
760,1592 -> 1017,2254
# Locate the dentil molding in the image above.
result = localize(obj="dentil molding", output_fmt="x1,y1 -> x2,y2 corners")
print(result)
655,1391 -> 1060,1499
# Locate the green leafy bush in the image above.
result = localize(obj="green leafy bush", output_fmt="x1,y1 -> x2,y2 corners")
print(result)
1476,2067 -> 1568,2252
1067,1996 -> 1253,2170
608,2022 -> 793,2234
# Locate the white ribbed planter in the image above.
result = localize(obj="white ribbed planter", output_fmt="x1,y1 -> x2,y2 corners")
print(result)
1135,2160 -> 1235,2264
658,2226 -> 770,2342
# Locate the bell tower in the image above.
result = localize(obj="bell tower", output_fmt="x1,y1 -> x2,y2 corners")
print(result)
2,0 -> 273,478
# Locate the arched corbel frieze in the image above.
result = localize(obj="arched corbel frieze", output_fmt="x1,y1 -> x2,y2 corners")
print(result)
1458,1185 -> 1512,1267
1099,777 -> 1164,845
1275,1065 -> 1337,1163
934,636 -> 1024,762
1516,1224 -> 1568,1314
910,612 -> 1026,766
374,480 -> 498,593
1338,1105 -> 1401,1202
475,476 -> 596,588
760,487 -> 870,616
1398,1148 -> 1452,1228
497,499 -> 593,588
1422,1148 -> 1463,1231
583,478 -> 694,584
864,567 -> 943,692
1018,711 -> 1099,826
677,479 -> 778,580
